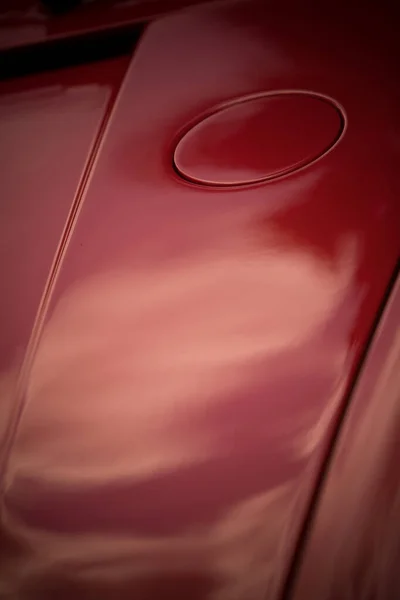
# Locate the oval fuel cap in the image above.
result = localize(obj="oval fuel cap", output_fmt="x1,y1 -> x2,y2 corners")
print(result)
174,91 -> 345,187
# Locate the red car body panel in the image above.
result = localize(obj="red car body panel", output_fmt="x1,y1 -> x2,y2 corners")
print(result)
0,1 -> 399,599
0,0 -> 205,51
0,55 -> 128,438
291,275 -> 400,600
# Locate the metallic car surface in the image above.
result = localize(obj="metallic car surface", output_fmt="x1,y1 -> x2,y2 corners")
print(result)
0,0 -> 207,51
0,0 -> 399,599
290,274 -> 400,600
0,55 -> 129,448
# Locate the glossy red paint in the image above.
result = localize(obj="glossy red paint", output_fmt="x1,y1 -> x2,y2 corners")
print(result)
173,91 -> 344,186
0,56 -> 129,449
0,0 -> 208,51
0,1 -> 399,599
290,273 -> 400,600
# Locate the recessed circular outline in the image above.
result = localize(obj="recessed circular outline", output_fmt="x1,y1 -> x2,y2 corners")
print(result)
173,89 -> 347,188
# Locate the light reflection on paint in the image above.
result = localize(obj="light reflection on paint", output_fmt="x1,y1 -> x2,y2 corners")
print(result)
8,239 -> 355,485
1,483 -> 295,599
0,231 -> 359,598
293,329 -> 400,600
